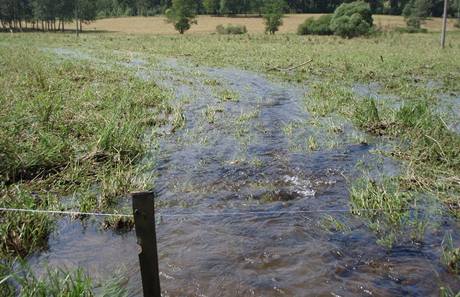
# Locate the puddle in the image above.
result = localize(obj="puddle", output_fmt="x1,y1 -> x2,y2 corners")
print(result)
437,94 -> 460,134
27,49 -> 460,296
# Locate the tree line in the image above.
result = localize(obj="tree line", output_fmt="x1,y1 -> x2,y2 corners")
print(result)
0,0 -> 96,31
1,0 -> 459,31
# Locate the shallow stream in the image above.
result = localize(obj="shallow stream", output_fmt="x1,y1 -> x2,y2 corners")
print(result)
28,49 -> 460,296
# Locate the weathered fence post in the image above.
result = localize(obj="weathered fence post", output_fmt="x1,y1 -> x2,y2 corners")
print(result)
132,191 -> 161,297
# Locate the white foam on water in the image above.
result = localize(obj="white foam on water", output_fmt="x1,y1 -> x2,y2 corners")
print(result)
283,175 -> 316,197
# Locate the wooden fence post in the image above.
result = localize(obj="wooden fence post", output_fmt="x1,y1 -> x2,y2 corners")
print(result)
132,191 -> 162,297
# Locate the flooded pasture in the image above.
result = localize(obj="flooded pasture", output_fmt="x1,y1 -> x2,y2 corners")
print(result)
28,49 -> 460,296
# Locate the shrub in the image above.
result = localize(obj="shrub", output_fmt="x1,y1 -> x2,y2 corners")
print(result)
165,0 -> 197,34
330,12 -> 372,38
216,24 -> 247,34
297,14 -> 333,35
455,19 -> 460,29
332,1 -> 373,26
330,1 -> 373,38
262,0 -> 285,34
396,15 -> 428,34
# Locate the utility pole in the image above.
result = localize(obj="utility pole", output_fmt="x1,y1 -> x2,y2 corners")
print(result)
441,0 -> 448,48
75,1 -> 79,37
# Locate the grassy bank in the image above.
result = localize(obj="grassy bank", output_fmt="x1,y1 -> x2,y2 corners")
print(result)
0,42 -> 173,258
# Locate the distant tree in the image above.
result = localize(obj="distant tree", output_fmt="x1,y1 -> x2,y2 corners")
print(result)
414,0 -> 433,16
329,1 -> 373,38
364,0 -> 384,13
454,0 -> 460,17
402,0 -> 432,30
165,0 -> 197,34
219,0 -> 238,15
74,0 -> 96,32
203,0 -> 220,14
250,0 -> 264,15
262,0 -> 285,34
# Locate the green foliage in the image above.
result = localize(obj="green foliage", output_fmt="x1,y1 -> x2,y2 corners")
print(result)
262,0 -> 285,34
165,0 -> 197,34
333,1 -> 374,26
216,24 -> 247,34
297,14 -> 333,35
203,0 -> 220,15
403,0 -> 433,18
402,0 -> 432,31
330,1 -> 374,38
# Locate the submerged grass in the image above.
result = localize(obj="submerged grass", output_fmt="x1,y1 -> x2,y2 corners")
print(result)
350,176 -> 414,248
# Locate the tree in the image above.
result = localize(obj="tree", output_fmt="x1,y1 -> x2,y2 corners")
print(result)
203,0 -> 219,14
364,0 -> 384,13
329,1 -> 374,38
402,0 -> 432,29
165,0 -> 197,34
262,0 -> 285,34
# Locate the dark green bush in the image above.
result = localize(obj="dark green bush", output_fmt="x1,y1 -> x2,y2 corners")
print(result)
297,15 -> 333,35
332,1 -> 373,26
216,24 -> 247,34
330,13 -> 372,38
330,1 -> 373,38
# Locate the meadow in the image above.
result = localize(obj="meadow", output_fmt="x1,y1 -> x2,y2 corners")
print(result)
82,14 -> 460,34
0,21 -> 460,296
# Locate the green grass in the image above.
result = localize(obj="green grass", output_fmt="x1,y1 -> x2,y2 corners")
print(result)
350,176 -> 413,248
440,286 -> 460,297
442,233 -> 460,275
0,261 -> 128,297
0,41 -> 172,258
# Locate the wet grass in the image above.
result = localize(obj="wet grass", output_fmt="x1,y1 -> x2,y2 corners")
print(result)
0,261 -> 127,297
0,43 -> 172,258
350,176 -> 414,248
443,233 -> 460,275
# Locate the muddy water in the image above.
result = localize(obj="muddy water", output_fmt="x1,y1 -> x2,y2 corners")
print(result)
29,50 -> 460,296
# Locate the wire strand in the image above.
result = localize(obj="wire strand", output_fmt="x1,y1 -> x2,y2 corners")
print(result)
0,206 -> 413,219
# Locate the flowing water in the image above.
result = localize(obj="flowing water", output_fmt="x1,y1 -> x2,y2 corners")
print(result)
28,49 -> 460,296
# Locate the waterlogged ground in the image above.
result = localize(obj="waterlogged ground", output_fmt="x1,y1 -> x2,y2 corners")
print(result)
27,47 -> 460,296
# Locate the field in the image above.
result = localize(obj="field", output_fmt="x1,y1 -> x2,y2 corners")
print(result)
1,24 -> 460,296
83,14 -> 460,34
